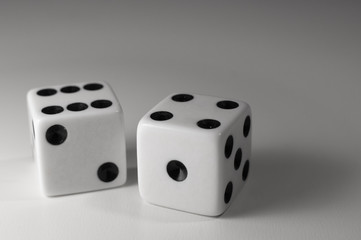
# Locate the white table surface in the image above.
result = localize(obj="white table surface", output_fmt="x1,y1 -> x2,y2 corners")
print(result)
0,1 -> 360,239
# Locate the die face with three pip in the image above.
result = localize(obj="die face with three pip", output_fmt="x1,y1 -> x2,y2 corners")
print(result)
137,93 -> 251,216
27,82 -> 126,196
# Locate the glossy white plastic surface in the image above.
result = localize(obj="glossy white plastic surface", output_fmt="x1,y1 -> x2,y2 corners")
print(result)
27,82 -> 126,196
137,93 -> 251,216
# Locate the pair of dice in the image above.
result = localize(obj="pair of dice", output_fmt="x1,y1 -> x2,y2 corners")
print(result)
27,82 -> 252,216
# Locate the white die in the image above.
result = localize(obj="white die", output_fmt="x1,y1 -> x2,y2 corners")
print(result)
137,93 -> 251,216
27,82 -> 126,196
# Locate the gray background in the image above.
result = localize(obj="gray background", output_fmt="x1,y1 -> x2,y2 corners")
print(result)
0,0 -> 360,239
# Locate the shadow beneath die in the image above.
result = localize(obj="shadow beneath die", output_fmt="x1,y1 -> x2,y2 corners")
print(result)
223,147 -> 358,218
121,147 -> 138,187
123,167 -> 138,187
126,147 -> 138,169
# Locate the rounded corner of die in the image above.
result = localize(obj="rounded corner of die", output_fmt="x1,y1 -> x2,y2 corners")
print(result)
112,103 -> 124,116
137,115 -> 151,129
195,204 -> 227,217
97,80 -> 115,92
239,101 -> 252,114
245,102 -> 252,113
40,183 -> 56,197
26,89 -> 37,102
209,208 -> 227,217
42,191 -> 55,198
117,176 -> 127,187
26,89 -> 33,98
100,81 -> 116,93
138,186 -> 148,201
99,80 -> 111,87
136,122 -> 143,136
166,92 -> 179,100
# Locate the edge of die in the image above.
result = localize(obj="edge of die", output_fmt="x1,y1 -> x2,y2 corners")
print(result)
136,92 -> 252,217
41,183 -> 127,197
27,81 -> 113,94
102,81 -> 124,113
164,92 -> 252,111
139,196 -> 229,217
26,88 -> 38,108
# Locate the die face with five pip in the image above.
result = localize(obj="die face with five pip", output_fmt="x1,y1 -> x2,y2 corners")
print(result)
27,82 -> 126,196
137,93 -> 251,216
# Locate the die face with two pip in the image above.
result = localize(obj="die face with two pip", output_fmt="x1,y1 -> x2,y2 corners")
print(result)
27,82 -> 126,196
137,93 -> 251,216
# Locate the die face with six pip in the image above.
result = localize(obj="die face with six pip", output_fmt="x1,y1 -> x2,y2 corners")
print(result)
137,93 -> 251,216
27,82 -> 126,196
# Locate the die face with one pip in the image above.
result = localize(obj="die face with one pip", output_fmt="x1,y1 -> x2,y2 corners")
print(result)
27,82 -> 126,196
137,93 -> 251,216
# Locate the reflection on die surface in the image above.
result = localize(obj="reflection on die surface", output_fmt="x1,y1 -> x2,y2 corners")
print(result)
27,82 -> 127,196
137,93 -> 252,216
